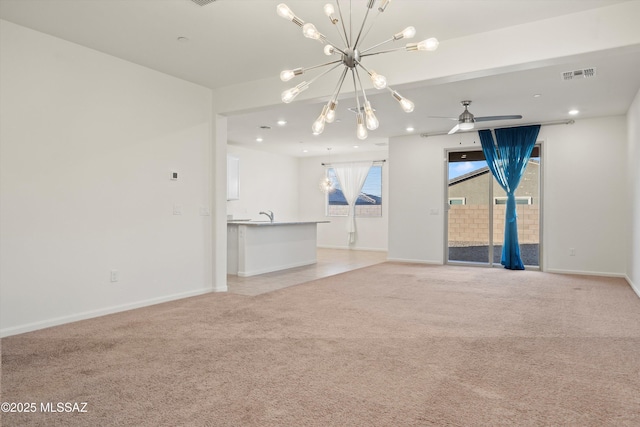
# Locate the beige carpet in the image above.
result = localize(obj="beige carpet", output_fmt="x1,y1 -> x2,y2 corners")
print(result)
2,263 -> 639,426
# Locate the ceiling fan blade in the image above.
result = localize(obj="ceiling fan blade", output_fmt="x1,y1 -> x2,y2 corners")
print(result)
448,124 -> 460,135
474,115 -> 523,122
427,116 -> 459,121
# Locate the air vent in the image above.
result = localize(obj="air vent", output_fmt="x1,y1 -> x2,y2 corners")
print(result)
562,68 -> 597,81
190,0 -> 217,6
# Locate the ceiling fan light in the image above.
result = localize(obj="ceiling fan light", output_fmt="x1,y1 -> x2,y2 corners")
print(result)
459,122 -> 475,130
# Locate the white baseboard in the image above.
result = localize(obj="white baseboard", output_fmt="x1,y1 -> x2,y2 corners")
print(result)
626,274 -> 640,299
545,268 -> 627,278
317,245 -> 388,252
386,257 -> 443,265
0,288 -> 214,338
237,259 -> 317,277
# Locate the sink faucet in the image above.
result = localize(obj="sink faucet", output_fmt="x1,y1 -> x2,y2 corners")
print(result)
259,210 -> 274,223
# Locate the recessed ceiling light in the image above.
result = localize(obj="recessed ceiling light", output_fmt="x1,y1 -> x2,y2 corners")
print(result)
533,94 -> 541,98
353,145 -> 359,148
406,126 -> 415,132
302,149 -> 308,153
277,120 -> 287,126
177,36 -> 190,43
256,137 -> 263,142
568,109 -> 580,115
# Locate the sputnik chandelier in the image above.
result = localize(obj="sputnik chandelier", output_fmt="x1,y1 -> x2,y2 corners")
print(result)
277,0 -> 439,140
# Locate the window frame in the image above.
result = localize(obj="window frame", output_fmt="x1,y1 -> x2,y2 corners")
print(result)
325,165 -> 383,218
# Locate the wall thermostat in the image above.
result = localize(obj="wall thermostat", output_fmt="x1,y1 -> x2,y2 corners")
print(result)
171,171 -> 178,180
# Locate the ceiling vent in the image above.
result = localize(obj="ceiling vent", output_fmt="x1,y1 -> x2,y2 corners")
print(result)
190,0 -> 217,6
562,68 -> 596,81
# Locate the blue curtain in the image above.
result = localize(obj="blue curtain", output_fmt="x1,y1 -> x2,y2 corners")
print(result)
478,125 -> 540,270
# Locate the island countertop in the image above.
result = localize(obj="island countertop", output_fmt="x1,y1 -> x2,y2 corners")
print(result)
227,220 -> 329,226
227,220 -> 328,277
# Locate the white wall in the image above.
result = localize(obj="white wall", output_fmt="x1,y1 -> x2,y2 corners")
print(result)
298,150 -> 388,251
388,116 -> 628,277
226,145 -> 299,222
0,21 -> 215,336
628,89 -> 640,295
542,116 -> 627,276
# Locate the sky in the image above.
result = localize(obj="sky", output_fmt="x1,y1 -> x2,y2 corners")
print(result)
449,161 -> 486,179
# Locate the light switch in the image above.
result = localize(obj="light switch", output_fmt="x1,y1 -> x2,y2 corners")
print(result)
173,204 -> 182,215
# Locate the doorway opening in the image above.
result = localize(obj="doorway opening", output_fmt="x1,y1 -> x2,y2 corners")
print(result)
446,146 -> 541,268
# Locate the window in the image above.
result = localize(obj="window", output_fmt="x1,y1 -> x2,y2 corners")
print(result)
326,165 -> 382,217
494,196 -> 532,205
448,197 -> 466,205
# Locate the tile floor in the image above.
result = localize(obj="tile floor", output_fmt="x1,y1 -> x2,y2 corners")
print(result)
227,248 -> 387,296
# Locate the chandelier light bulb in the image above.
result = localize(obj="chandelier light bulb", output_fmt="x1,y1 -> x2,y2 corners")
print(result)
400,98 -> 415,113
312,105 -> 329,135
325,101 -> 338,123
277,3 -> 295,21
281,82 -> 308,103
356,113 -> 368,140
417,37 -> 439,51
324,45 -> 336,56
392,90 -> 414,113
324,4 -> 335,16
280,67 -> 303,82
394,26 -> 416,40
364,101 -> 379,130
370,71 -> 387,89
312,117 -> 326,135
378,0 -> 391,12
280,70 -> 294,82
302,23 -> 324,41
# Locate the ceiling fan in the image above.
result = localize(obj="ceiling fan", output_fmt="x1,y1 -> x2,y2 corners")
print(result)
433,100 -> 522,134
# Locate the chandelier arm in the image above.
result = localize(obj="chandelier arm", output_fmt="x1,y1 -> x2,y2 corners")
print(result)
360,46 -> 406,57
335,0 -> 350,47
355,9 -> 381,49
355,63 -> 376,83
353,3 -> 373,50
303,59 -> 343,73
360,37 -> 394,54
330,19 -> 349,48
322,39 -> 348,56
354,67 -> 369,104
330,67 -> 350,102
306,62 -> 344,86
351,68 -> 361,112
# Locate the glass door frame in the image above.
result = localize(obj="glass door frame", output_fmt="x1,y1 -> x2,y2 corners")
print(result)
444,144 -> 543,270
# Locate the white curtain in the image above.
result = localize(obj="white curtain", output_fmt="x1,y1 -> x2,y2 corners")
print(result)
333,161 -> 373,244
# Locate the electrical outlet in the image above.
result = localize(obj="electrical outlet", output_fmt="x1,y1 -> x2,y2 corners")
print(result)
110,270 -> 119,282
173,204 -> 182,215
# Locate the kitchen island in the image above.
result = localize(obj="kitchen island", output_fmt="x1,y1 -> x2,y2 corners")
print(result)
227,220 -> 329,277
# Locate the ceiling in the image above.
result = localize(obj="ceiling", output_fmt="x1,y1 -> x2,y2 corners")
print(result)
2,0 -> 639,157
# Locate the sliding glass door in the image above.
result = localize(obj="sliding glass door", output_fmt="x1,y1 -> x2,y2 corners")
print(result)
447,147 -> 541,267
